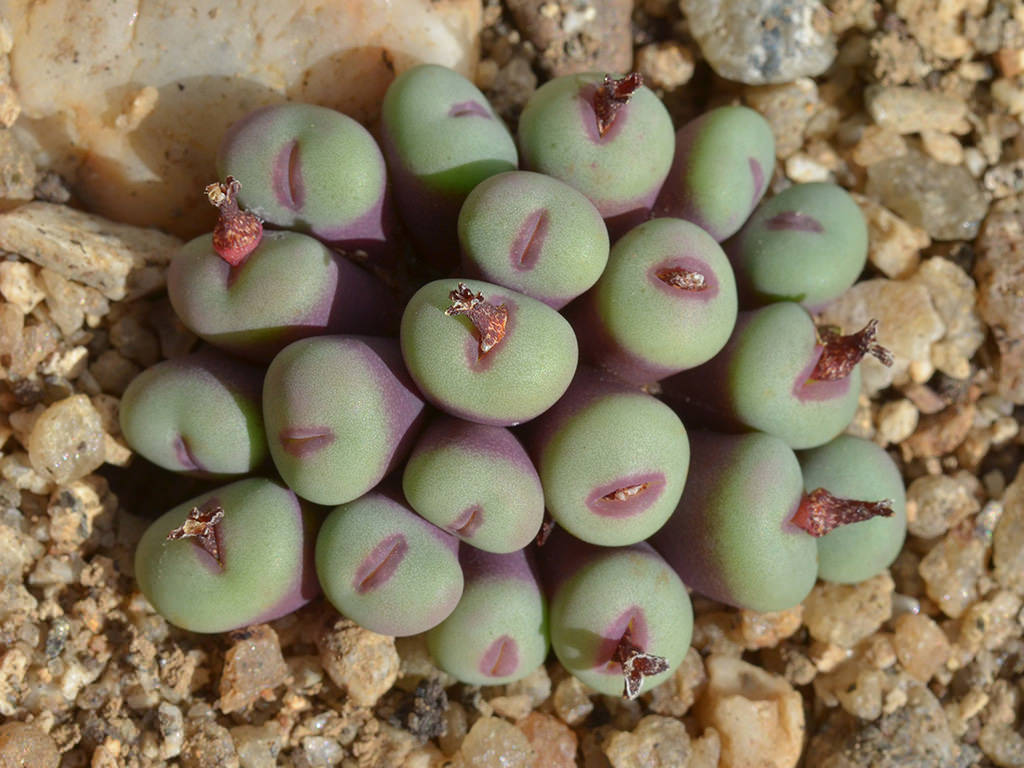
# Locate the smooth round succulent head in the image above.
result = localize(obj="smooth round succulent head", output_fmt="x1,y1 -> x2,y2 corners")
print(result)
217,102 -> 391,250
119,350 -> 266,476
574,217 -> 738,384
542,534 -> 693,698
168,231 -> 397,362
530,368 -> 690,546
263,336 -> 425,506
651,431 -> 818,612
134,478 -> 319,633
727,182 -> 868,308
664,302 -> 863,449
458,171 -> 610,309
426,548 -> 548,685
315,491 -> 463,636
653,105 -> 776,241
517,72 -> 675,234
380,64 -> 518,268
402,416 -> 544,552
798,435 -> 907,583
400,279 -> 578,426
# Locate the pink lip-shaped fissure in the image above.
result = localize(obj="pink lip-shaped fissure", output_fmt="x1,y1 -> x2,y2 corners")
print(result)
173,434 -> 205,472
353,533 -> 408,594
278,426 -> 336,458
749,157 -> 764,207
510,208 -> 549,271
448,101 -> 491,119
792,347 -> 853,403
479,634 -> 520,678
586,472 -> 666,518
463,295 -> 517,372
448,505 -> 484,538
272,140 -> 305,211
596,607 -> 649,674
766,211 -> 825,233
648,257 -> 719,302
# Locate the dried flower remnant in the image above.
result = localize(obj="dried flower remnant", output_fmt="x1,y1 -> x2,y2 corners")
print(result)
166,500 -> 226,568
602,482 -> 651,502
593,73 -> 644,137
611,624 -> 669,700
536,515 -> 556,547
445,282 -> 509,355
656,266 -> 708,292
811,320 -> 894,381
206,176 -> 263,266
790,488 -> 894,537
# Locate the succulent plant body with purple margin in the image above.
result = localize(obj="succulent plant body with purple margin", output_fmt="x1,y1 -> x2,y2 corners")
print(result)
126,63 -> 901,700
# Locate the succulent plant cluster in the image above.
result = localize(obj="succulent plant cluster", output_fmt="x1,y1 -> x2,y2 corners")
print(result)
125,64 -> 907,699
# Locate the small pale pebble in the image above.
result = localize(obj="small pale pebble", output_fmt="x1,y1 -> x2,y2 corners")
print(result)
865,85 -> 971,135
89,349 -> 141,396
552,674 -> 594,726
905,471 -> 981,539
505,664 -> 551,708
850,124 -> 908,167
39,269 -> 110,338
736,606 -> 804,650
818,278 -> 945,395
516,712 -> 576,768
603,715 -> 692,768
318,618 -> 399,707
39,346 -> 89,380
803,572 -> 894,648
299,735 -> 344,767
0,129 -> 36,202
0,84 -> 19,128
964,147 -> 987,177
993,466 -> 1024,594
957,590 -> 1023,655
861,633 -> 898,669
633,41 -> 695,91
983,159 -> 1024,199
744,78 -> 819,158
219,624 -> 290,714
157,702 -> 185,760
180,719 -> 239,768
920,131 -> 964,165
852,194 -> 928,279
866,148 -> 988,241
231,724 -> 281,768
395,634 -> 456,689
992,77 -> 1024,115
691,612 -> 745,658
918,532 -> 988,618
902,403 -> 976,460
0,202 -> 179,301
892,613 -> 952,682
695,656 -> 804,768
488,694 -> 532,722
102,434 -> 131,467
911,257 -> 985,382
26,395 -> 105,484
687,729 -> 721,768
438,701 -> 469,757
0,261 -> 45,314
979,723 -> 1024,767
784,152 -> 833,183
995,49 -> 1024,77
646,646 -> 706,717
0,721 -> 60,768
814,660 -> 885,720
680,0 -> 837,84
453,716 -> 535,768
875,399 -> 919,446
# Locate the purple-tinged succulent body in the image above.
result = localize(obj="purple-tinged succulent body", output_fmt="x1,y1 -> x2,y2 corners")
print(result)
528,367 -> 689,546
119,349 -> 266,476
402,416 -> 544,553
315,492 -> 463,636
380,64 -> 518,270
653,106 -> 775,241
571,218 -> 738,385
540,532 -> 692,697
651,431 -> 818,612
400,279 -> 578,426
517,73 -> 675,238
662,302 -> 862,449
458,171 -> 609,309
168,231 -> 398,362
798,435 -> 907,583
426,548 -> 548,685
217,103 -> 395,260
726,182 -> 868,308
135,478 -> 320,633
263,336 -> 426,506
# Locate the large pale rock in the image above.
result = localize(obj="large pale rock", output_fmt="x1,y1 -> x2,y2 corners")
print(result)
4,0 -> 482,237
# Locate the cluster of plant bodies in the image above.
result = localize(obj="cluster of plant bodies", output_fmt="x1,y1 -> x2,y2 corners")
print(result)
126,65 -> 906,700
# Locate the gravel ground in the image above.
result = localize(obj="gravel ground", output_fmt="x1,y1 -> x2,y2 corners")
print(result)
1,1 -> 1023,766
